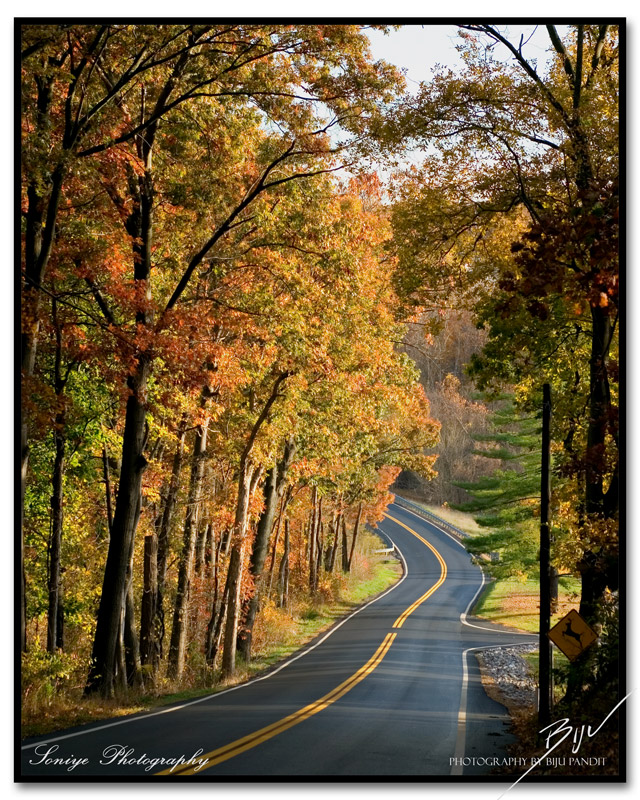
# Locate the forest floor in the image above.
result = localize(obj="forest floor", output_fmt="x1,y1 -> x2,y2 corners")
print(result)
22,539 -> 401,739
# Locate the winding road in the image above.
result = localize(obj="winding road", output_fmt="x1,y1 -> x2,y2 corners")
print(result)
20,501 -> 536,780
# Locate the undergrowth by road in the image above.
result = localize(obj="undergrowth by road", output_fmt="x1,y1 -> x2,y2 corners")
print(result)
22,533 -> 401,739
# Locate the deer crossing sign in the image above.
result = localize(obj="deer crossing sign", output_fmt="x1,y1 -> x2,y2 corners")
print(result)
548,609 -> 598,661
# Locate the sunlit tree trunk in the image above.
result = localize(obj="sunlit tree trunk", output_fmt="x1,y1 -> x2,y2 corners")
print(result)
278,519 -> 290,608
239,436 -> 295,661
221,463 -> 254,677
168,414 -> 209,680
221,372 -> 290,677
348,503 -> 363,571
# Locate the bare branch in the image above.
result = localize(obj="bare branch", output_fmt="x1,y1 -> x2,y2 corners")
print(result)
546,24 -> 576,87
84,277 -> 117,326
242,372 -> 292,465
573,25 -> 584,110
586,25 -> 610,88
461,25 -> 572,129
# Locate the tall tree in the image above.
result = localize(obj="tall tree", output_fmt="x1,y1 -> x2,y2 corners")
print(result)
386,26 -> 619,643
61,25 -> 403,696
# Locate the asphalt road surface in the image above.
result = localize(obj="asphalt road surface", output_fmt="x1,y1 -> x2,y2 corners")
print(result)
20,501 -> 536,780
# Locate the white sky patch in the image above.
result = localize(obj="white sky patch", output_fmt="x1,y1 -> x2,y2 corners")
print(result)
367,23 -> 572,90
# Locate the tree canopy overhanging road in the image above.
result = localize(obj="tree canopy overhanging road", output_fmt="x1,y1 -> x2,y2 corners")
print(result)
21,502 -> 536,779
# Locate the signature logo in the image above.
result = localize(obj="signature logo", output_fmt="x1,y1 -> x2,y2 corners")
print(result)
498,691 -> 630,798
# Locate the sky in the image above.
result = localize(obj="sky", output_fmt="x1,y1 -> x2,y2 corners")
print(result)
367,24 -> 465,85
366,24 -> 570,89
356,25 -> 573,183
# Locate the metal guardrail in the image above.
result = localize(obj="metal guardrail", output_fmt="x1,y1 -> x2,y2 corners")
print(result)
374,546 -> 395,555
392,495 -> 470,540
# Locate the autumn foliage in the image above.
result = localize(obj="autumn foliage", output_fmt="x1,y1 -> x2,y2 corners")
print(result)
20,24 -> 437,705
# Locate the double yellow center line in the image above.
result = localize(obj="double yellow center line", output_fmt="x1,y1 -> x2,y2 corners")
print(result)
158,511 -> 446,776
385,514 -> 448,629
159,632 -> 396,775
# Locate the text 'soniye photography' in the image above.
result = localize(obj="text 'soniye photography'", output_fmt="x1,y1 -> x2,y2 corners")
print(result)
18,19 -> 624,786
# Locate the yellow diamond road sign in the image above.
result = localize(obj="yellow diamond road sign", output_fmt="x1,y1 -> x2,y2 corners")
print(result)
548,609 -> 598,661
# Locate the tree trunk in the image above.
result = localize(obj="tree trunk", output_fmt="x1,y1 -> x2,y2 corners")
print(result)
578,303 -> 618,626
267,498 -> 286,594
278,518 -> 290,608
341,515 -> 350,572
152,414 -> 187,670
205,523 -> 215,583
348,502 -> 363,571
123,489 -> 143,690
85,356 -> 150,697
195,522 -> 210,577
21,149 -> 65,653
220,527 -> 232,558
239,439 -> 295,661
47,419 -> 65,653
205,542 -> 221,663
115,616 -> 127,693
168,416 -> 209,680
327,509 -> 341,572
206,570 -> 230,666
314,496 -> 323,586
585,304 -> 612,516
324,512 -> 335,572
238,435 -> 296,660
220,372 -> 290,676
139,534 -> 158,666
221,463 -> 254,677
86,125 -> 158,697
55,593 -> 64,650
316,520 -> 324,581
102,446 -> 114,535
238,465 -> 279,662
124,576 -> 143,690
308,486 -> 317,592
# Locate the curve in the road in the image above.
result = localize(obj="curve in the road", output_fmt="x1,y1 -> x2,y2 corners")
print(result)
21,501 -> 535,779
161,509 -> 447,776
385,513 -> 447,629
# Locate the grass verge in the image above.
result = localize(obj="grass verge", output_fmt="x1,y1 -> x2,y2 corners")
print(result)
471,575 -> 581,632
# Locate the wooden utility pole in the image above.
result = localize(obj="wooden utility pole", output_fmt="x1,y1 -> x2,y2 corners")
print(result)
539,383 -> 553,727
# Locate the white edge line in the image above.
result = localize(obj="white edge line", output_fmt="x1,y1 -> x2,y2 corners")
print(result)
390,502 -> 537,778
391,501 -> 468,550
22,527 -> 409,751
391,505 -> 532,638
462,619 -> 537,636
460,572 -> 537,638
451,642 -> 533,776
